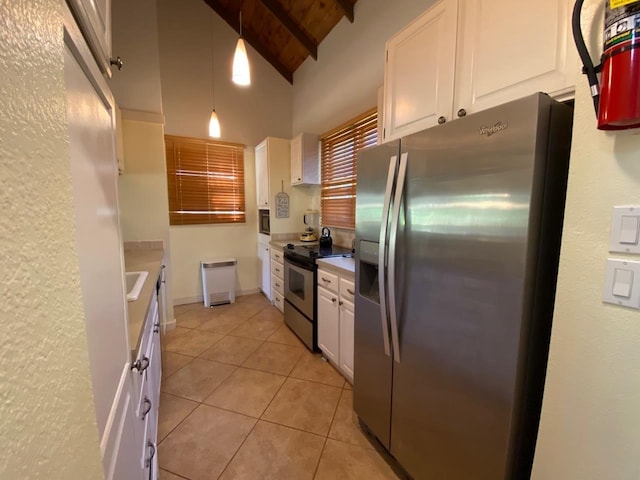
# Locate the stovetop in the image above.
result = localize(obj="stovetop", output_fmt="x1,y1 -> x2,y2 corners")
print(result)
284,243 -> 353,261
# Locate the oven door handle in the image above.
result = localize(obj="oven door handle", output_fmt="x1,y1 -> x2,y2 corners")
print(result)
283,254 -> 314,271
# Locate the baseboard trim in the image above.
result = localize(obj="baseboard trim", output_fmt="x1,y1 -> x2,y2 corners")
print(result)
174,288 -> 262,306
164,318 -> 176,332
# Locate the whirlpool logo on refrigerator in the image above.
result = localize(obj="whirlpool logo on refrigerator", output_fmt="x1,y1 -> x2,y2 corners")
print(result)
480,122 -> 509,137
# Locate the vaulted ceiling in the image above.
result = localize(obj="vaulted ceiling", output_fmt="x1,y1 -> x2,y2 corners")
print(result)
203,0 -> 358,84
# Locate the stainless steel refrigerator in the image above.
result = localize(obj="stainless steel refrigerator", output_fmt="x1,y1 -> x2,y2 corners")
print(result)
354,93 -> 573,480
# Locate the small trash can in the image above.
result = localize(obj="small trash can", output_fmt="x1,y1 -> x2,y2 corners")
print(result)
201,258 -> 237,307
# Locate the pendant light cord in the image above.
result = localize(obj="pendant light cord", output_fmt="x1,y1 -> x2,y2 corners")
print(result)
239,10 -> 243,38
211,12 -> 216,110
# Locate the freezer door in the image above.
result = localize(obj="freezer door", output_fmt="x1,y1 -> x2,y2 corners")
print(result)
353,140 -> 399,449
389,94 -> 561,479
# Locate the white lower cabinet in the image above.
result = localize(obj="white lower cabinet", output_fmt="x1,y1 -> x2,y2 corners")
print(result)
270,247 -> 284,312
258,237 -> 271,301
317,268 -> 355,384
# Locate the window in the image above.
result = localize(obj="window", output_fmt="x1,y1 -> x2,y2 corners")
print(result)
320,108 -> 378,230
165,135 -> 246,225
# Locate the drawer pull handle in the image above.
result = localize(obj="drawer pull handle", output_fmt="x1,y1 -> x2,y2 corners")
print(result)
131,356 -> 149,373
347,288 -> 355,295
276,268 -> 280,272
332,297 -> 337,303
339,300 -> 344,306
145,441 -> 156,468
275,283 -> 280,288
153,322 -> 160,334
322,277 -> 331,283
142,397 -> 152,420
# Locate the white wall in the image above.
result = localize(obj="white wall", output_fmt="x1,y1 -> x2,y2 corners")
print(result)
292,0 -> 432,135
157,0 -> 293,303
532,2 -> 640,478
0,1 -> 104,477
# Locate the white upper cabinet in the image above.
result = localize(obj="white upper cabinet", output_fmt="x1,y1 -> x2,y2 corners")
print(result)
290,133 -> 320,185
255,140 -> 269,208
454,0 -> 575,116
383,0 -> 458,141
67,0 -> 112,75
383,0 -> 576,140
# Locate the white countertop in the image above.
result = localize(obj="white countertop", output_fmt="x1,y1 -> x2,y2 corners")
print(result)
316,256 -> 356,276
270,239 -> 319,249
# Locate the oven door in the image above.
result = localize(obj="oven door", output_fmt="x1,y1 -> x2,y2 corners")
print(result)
284,257 -> 314,319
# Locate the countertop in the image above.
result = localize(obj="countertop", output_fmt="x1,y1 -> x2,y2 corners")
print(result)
124,248 -> 164,358
316,256 -> 356,277
270,239 -> 319,249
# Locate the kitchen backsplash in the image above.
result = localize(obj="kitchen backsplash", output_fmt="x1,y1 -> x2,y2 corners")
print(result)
124,240 -> 164,251
326,228 -> 355,250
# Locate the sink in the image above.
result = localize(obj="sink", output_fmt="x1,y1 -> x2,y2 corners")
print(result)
126,271 -> 149,302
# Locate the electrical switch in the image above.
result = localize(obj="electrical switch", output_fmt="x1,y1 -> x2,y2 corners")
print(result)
603,258 -> 640,309
610,206 -> 640,254
619,216 -> 639,244
612,268 -> 633,298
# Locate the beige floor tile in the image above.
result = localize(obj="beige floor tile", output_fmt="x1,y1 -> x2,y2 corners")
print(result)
345,381 -> 353,390
175,307 -> 215,329
197,313 -> 248,335
225,302 -> 265,318
229,313 -> 282,340
328,389 -> 372,448
262,377 -> 341,436
199,335 -> 263,366
161,351 -> 193,379
204,367 -> 286,418
237,293 -> 271,307
218,421 -> 324,480
290,350 -> 345,388
162,358 -> 236,402
159,469 -> 185,480
253,305 -> 284,322
266,324 -> 304,347
173,302 -> 202,317
242,342 -> 304,376
158,393 -> 199,442
163,329 -> 224,357
314,439 -> 400,480
161,326 -> 190,350
158,404 -> 256,480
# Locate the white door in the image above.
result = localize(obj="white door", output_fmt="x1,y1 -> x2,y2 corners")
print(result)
454,0 -> 575,116
317,286 -> 339,364
255,141 -> 269,207
65,28 -> 129,441
67,0 -> 112,74
383,0 -> 458,141
339,299 -> 355,384
258,243 -> 271,300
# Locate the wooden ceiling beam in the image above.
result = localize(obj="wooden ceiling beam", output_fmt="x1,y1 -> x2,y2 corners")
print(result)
203,0 -> 294,84
258,0 -> 318,60
334,0 -> 354,23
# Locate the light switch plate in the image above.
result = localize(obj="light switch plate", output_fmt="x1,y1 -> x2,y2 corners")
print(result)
603,258 -> 640,309
610,206 -> 640,253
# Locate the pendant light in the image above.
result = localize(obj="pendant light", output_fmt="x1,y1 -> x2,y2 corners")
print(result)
209,12 -> 221,138
232,11 -> 251,86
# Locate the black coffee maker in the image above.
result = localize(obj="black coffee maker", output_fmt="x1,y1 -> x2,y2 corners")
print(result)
319,227 -> 332,248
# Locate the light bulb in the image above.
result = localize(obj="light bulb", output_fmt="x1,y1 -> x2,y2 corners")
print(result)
209,110 -> 221,138
232,38 -> 251,86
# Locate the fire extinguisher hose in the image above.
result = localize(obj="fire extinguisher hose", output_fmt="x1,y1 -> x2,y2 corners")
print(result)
572,0 -> 600,115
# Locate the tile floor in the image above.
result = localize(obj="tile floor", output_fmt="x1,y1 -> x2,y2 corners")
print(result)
159,294 -> 400,480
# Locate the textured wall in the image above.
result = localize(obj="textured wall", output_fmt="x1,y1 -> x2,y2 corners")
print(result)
0,1 -> 103,478
532,1 -> 640,478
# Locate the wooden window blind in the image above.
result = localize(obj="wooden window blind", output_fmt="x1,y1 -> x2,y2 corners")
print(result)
165,135 -> 246,225
320,108 -> 378,230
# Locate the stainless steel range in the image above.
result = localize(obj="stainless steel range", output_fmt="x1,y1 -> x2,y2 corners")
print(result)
283,243 -> 352,351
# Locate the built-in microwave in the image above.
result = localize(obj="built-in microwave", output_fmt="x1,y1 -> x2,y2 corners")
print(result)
258,209 -> 270,235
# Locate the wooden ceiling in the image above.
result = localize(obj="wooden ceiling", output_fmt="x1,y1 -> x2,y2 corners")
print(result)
203,0 -> 358,84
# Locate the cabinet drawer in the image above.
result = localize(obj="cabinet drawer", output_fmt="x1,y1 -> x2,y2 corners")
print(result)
317,269 -> 338,294
273,290 -> 284,313
272,274 -> 284,295
270,248 -> 284,264
271,259 -> 284,280
339,278 -> 356,303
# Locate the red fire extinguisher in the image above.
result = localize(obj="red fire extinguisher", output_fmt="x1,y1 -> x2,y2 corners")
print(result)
573,0 -> 640,130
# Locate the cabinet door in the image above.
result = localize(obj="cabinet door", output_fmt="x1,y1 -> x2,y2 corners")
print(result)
255,141 -> 269,207
259,244 -> 272,301
317,286 -> 340,364
339,299 -> 355,384
454,0 -> 575,116
290,135 -> 303,185
383,0 -> 458,141
67,0 -> 111,74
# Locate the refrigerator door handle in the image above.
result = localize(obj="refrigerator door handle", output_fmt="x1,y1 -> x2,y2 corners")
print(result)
377,155 -> 398,357
388,152 -> 408,363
